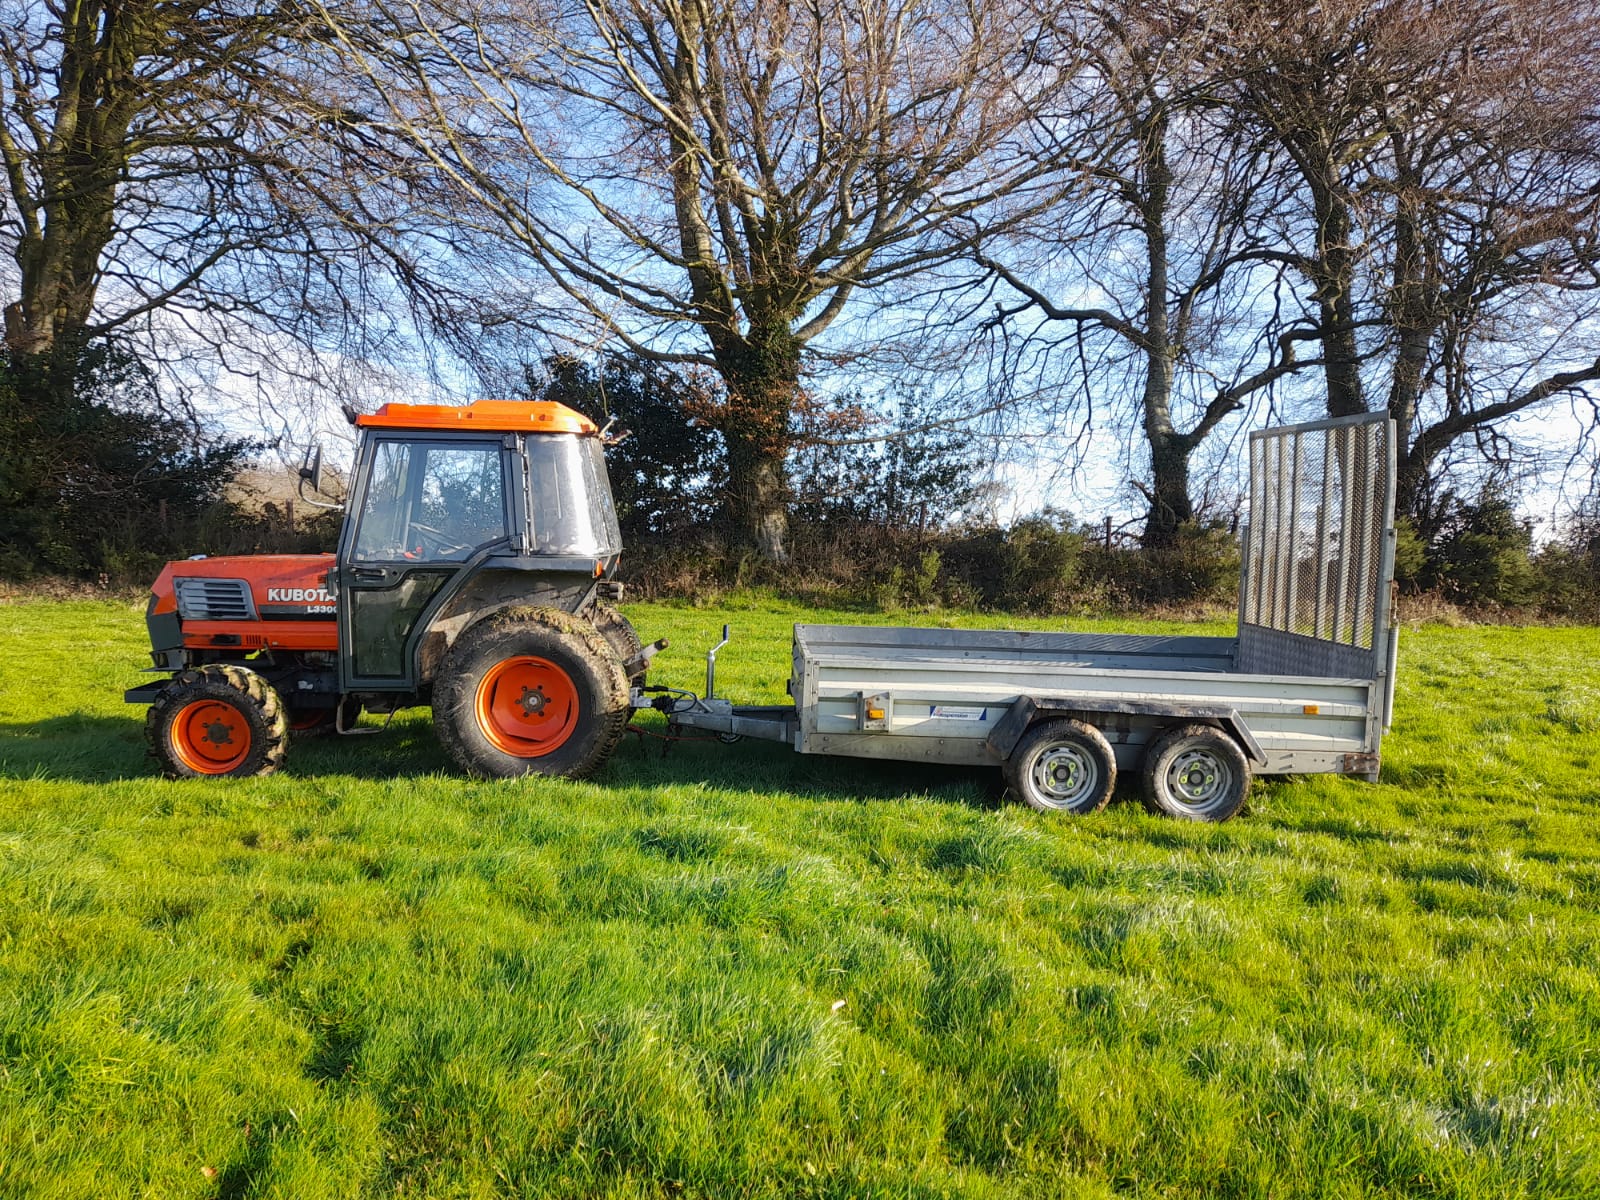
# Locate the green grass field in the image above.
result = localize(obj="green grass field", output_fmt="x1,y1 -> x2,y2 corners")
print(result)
2,596 -> 1598,1199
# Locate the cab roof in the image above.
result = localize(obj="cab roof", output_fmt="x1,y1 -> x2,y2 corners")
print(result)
355,400 -> 598,435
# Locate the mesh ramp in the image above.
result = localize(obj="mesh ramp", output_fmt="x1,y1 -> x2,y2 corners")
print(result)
1238,413 -> 1396,679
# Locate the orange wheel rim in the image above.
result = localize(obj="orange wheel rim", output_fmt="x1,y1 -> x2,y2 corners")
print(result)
289,709 -> 327,731
475,656 -> 580,757
171,699 -> 252,774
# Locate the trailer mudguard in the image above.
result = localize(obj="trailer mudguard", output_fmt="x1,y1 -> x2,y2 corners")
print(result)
985,695 -> 1267,767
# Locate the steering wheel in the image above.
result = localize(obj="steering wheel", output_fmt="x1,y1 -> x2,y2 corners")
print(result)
406,521 -> 470,559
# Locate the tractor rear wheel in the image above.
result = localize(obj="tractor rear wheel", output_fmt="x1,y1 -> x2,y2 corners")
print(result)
147,665 -> 289,779
432,607 -> 629,780
591,602 -> 647,684
286,707 -> 335,737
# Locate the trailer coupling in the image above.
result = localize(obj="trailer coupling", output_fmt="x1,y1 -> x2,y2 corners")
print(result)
639,624 -> 797,744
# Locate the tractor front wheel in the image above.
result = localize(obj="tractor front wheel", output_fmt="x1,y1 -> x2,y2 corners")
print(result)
147,665 -> 289,779
433,608 -> 629,780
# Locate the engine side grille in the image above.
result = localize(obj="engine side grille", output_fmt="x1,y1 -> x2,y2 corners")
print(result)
173,577 -> 257,622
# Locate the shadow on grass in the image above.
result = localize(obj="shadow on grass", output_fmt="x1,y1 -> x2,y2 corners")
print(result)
606,724 -> 1003,808
0,713 -> 151,782
0,713 -> 451,785
0,712 -> 1001,808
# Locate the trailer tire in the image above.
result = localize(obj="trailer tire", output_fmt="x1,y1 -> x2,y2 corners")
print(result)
1005,718 -> 1117,814
147,665 -> 289,779
591,602 -> 647,684
433,607 -> 629,780
1140,724 -> 1250,822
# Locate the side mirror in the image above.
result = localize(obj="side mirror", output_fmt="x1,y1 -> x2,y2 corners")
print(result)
296,443 -> 343,511
298,444 -> 323,495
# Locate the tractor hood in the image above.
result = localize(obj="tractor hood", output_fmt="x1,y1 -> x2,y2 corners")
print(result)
148,554 -> 338,654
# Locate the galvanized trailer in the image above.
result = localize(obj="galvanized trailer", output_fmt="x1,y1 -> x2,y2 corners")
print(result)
666,413 -> 1399,821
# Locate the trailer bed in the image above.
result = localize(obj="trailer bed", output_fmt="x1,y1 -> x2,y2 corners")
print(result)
789,624 -> 1381,776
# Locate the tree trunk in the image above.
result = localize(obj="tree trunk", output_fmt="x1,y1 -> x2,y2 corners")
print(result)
714,316 -> 802,562
1144,429 -> 1195,549
4,0 -> 141,378
1308,177 -> 1366,418
1140,332 -> 1197,548
1385,167 -> 1436,521
1134,115 -> 1194,550
723,438 -> 790,561
1395,423 -> 1450,522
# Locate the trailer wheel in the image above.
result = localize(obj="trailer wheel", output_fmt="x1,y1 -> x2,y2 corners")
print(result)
591,602 -> 647,684
147,665 -> 288,779
1140,724 -> 1250,822
433,607 -> 629,780
1005,718 -> 1117,814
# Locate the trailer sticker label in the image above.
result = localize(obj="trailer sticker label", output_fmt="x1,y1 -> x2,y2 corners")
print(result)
929,705 -> 987,721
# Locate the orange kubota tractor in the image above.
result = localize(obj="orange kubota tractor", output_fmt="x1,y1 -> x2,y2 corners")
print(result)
124,400 -> 662,780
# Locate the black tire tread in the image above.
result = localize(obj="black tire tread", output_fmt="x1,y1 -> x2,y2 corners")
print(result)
285,709 -> 335,737
433,606 -> 629,780
146,664 -> 289,779
590,602 -> 647,685
1003,717 -> 1117,814
1139,722 -> 1251,822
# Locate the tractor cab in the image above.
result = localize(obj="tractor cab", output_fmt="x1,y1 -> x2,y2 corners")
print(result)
128,400 -> 654,781
336,401 -> 623,694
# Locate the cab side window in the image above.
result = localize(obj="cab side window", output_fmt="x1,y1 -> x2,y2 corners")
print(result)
417,446 -> 507,555
353,441 -> 413,560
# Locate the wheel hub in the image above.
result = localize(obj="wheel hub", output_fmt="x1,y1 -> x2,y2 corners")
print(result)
1032,744 -> 1096,807
170,698 -> 252,774
475,655 -> 581,758
1168,749 -> 1229,806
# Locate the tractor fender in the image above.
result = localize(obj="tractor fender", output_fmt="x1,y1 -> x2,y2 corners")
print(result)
413,566 -> 602,684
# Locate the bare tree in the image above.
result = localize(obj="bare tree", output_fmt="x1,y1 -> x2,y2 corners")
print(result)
0,0 -> 404,411
312,0 -> 1089,559
979,0 -> 1313,546
1211,0 -> 1387,418
1218,0 -> 1600,514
